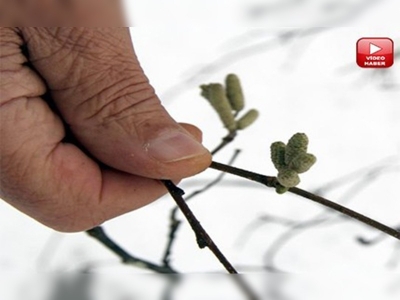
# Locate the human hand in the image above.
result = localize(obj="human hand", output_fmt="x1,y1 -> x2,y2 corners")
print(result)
0,24 -> 211,231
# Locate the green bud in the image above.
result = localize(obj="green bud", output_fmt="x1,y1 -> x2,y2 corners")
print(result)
277,168 -> 300,188
225,74 -> 245,112
270,142 -> 287,171
285,133 -> 309,165
200,83 -> 236,132
288,153 -> 317,174
275,185 -> 289,194
236,109 -> 259,130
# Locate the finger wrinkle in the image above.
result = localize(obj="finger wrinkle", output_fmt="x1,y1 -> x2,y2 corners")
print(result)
21,27 -> 126,64
19,28 -> 75,63
0,67 -> 46,105
84,84 -> 157,123
99,96 -> 162,126
0,28 -> 46,104
0,27 -> 22,45
72,73 -> 156,123
0,97 -> 65,151
0,28 -> 26,70
20,28 -> 136,91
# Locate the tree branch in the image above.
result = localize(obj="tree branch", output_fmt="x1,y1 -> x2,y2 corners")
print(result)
162,180 -> 238,271
162,149 -> 241,267
211,131 -> 237,155
86,227 -> 177,274
162,180 -> 260,300
210,161 -> 400,241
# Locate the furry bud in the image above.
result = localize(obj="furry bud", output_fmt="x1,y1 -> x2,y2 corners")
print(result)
288,153 -> 317,174
225,74 -> 244,112
277,168 -> 300,188
200,83 -> 236,132
285,133 -> 309,165
271,141 -> 287,170
236,109 -> 259,130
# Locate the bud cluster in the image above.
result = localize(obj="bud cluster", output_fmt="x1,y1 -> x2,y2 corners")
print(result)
271,133 -> 316,193
200,74 -> 259,132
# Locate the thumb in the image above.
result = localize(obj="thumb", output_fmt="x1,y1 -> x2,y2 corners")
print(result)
21,27 -> 211,179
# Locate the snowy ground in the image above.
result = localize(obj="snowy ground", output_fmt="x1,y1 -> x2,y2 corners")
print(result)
1,1 -> 400,299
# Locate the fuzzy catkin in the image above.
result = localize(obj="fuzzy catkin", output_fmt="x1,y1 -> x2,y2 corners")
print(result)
236,109 -> 259,130
288,153 -> 317,174
277,168 -> 300,188
200,83 -> 236,132
225,74 -> 245,112
285,133 -> 309,165
271,141 -> 287,170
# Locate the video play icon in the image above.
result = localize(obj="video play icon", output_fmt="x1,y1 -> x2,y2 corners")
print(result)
357,38 -> 394,68
369,43 -> 382,55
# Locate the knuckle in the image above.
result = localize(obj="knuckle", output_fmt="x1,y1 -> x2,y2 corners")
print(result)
0,68 -> 46,104
0,28 -> 46,105
0,28 -> 23,67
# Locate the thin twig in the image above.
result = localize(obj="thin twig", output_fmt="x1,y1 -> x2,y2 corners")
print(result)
162,180 -> 237,269
290,187 -> 400,240
188,152 -> 242,201
210,161 -> 276,186
358,224 -> 400,245
357,234 -> 388,245
162,216 -> 181,267
162,150 -> 241,267
211,131 -> 237,155
235,214 -> 299,249
162,180 -> 260,300
86,227 -> 177,274
262,161 -> 400,270
209,161 -> 400,241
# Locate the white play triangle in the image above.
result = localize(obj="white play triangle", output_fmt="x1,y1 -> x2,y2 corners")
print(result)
369,43 -> 382,55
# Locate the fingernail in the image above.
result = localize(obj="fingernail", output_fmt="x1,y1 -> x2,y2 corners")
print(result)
145,131 -> 209,163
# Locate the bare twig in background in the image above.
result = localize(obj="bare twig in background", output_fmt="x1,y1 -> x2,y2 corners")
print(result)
358,223 -> 400,245
236,214 -> 300,249
162,0 -> 386,103
357,232 -> 391,246
161,28 -> 325,102
313,157 -> 399,195
86,227 -> 177,274
357,223 -> 400,269
356,224 -> 400,268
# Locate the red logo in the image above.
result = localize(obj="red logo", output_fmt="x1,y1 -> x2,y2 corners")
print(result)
356,38 -> 394,68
